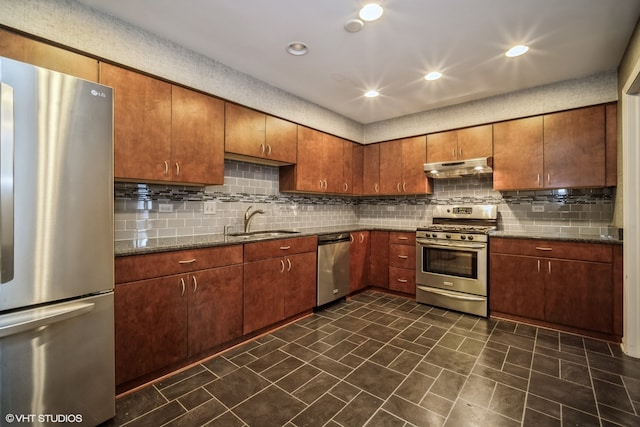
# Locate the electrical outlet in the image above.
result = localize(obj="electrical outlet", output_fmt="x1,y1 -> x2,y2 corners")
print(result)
203,201 -> 217,215
532,205 -> 545,212
158,203 -> 173,213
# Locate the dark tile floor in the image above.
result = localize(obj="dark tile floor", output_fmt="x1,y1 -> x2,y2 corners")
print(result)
104,290 -> 640,426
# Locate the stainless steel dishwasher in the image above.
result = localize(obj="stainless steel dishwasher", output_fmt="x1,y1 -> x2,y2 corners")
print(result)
317,233 -> 351,306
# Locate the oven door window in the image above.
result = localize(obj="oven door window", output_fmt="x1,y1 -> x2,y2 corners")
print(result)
422,246 -> 477,279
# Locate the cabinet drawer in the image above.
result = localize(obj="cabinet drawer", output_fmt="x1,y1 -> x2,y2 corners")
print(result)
244,236 -> 318,262
389,267 -> 415,294
389,232 -> 415,245
389,244 -> 416,269
490,238 -> 612,263
115,245 -> 243,284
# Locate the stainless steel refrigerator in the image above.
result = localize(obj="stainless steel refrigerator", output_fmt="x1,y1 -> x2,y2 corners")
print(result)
0,57 -> 115,426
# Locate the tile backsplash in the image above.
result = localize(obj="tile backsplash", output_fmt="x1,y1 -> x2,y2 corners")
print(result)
114,160 -> 615,240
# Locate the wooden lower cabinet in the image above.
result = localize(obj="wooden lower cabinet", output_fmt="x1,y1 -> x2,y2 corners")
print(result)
490,237 -> 618,339
243,237 -> 317,335
388,232 -> 416,295
368,231 -> 389,288
350,231 -> 370,292
114,245 -> 243,388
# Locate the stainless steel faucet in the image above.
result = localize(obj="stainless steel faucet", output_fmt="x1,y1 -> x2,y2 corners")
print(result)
244,205 -> 266,233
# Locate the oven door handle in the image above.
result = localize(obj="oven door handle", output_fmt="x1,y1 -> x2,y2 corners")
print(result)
417,286 -> 486,301
416,239 -> 486,250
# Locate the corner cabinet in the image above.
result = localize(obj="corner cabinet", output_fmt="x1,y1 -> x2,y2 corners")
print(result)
99,63 -> 224,184
225,103 -> 297,164
426,124 -> 492,163
489,237 -> 621,341
243,236 -> 317,335
114,245 -> 244,389
279,127 -> 352,194
493,104 -> 616,190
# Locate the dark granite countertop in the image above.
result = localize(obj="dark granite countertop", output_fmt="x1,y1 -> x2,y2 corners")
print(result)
114,225 -> 416,256
489,230 -> 623,245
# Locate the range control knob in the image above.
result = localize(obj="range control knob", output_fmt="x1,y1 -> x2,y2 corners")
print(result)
468,235 -> 474,241
460,235 -> 467,240
445,234 -> 451,239
431,233 -> 438,238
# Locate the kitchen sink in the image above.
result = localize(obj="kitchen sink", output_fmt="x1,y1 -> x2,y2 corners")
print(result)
226,230 -> 301,240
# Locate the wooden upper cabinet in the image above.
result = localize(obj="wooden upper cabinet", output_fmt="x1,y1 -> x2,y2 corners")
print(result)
543,105 -> 605,188
605,103 -> 617,187
100,63 -> 224,184
279,127 -> 345,194
426,124 -> 492,163
352,144 -> 364,195
363,144 -> 381,195
493,116 -> 544,190
100,63 -> 172,182
225,103 -> 297,164
342,140 -> 354,194
0,28 -> 98,81
379,136 -> 430,195
171,86 -> 225,185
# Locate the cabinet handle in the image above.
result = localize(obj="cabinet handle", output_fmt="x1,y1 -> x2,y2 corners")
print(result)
398,255 -> 408,259
537,174 -> 540,185
192,275 -> 198,293
451,148 -> 456,158
287,258 -> 292,272
402,182 -> 406,192
324,180 -> 328,189
537,260 -> 540,273
398,236 -> 408,240
175,162 -> 180,176
280,245 -> 291,250
164,161 -> 169,176
350,234 -> 354,244
344,183 -> 348,192
267,144 -> 272,155
397,279 -> 408,283
260,143 -> 265,154
179,258 -> 197,264
180,278 -> 186,296
280,259 -> 285,273
459,148 -> 462,158
319,180 -> 324,190
547,173 -> 550,184
374,183 -> 379,193
548,261 -> 552,274
359,233 -> 365,243
397,182 -> 401,192
535,247 -> 552,251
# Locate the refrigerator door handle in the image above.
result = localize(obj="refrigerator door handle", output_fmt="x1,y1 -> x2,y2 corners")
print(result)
0,301 -> 95,338
0,82 -> 15,283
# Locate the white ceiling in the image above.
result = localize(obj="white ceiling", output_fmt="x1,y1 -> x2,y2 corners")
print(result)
76,0 -> 640,124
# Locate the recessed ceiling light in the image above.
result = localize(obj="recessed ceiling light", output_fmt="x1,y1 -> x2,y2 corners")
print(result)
286,42 -> 308,56
344,18 -> 364,32
424,71 -> 442,81
359,4 -> 384,22
506,45 -> 529,57
364,90 -> 380,98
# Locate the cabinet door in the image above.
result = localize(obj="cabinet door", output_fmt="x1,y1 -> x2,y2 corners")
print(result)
284,252 -> 317,318
294,126 -> 326,192
363,144 -> 381,195
401,136 -> 430,194
457,125 -> 493,160
426,130 -> 457,163
188,265 -> 243,356
388,267 -> 415,294
493,116 -> 544,190
266,115 -> 297,164
350,232 -> 369,292
171,86 -> 224,184
243,258 -> 285,334
0,28 -> 98,81
379,140 -> 403,194
544,105 -> 605,188
605,103 -> 617,187
352,144 -> 364,195
368,231 -> 389,288
544,259 -> 613,334
323,134 -> 345,193
224,103 -> 266,159
342,140 -> 354,194
100,63 -> 172,181
489,254 -> 544,320
114,275 -> 187,386
389,244 -> 415,269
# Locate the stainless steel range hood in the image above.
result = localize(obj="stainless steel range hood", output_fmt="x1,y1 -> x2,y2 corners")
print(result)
424,157 -> 493,179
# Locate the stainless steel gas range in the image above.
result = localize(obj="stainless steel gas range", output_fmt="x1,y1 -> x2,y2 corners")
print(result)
415,205 -> 497,317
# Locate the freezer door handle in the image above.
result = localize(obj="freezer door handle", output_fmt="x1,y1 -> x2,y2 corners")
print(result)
0,301 -> 95,338
0,83 -> 15,283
